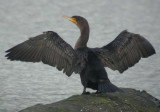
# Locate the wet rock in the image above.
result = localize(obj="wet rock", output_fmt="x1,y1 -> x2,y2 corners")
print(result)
19,88 -> 160,112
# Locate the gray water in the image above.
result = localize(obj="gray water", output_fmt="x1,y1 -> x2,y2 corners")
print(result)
0,0 -> 160,112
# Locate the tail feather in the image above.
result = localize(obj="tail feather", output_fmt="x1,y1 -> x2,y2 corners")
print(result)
98,82 -> 119,93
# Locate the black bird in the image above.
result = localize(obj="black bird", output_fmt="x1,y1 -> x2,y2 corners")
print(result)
5,16 -> 156,94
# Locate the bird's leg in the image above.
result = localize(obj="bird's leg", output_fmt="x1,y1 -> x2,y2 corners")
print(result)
82,86 -> 90,94
83,86 -> 86,93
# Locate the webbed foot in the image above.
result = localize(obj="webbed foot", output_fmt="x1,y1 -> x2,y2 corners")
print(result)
94,91 -> 101,94
82,91 -> 90,95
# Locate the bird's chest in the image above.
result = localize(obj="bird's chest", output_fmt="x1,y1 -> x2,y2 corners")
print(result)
80,51 -> 107,84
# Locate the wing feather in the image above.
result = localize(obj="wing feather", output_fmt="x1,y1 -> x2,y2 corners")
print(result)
5,31 -> 86,76
92,30 -> 156,73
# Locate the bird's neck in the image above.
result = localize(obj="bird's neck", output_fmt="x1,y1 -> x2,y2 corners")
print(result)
74,25 -> 90,49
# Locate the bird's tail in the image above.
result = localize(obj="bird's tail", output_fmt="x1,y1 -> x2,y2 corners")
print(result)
98,82 -> 120,93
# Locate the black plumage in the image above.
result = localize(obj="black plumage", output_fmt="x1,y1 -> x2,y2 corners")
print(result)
5,16 -> 156,94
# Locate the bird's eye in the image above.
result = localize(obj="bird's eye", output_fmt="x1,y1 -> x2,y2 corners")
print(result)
71,18 -> 76,20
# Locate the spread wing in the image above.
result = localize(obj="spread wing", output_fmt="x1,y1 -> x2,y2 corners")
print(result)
5,31 -> 86,76
92,30 -> 156,73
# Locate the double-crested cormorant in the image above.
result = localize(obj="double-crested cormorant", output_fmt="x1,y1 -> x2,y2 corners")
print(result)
5,16 -> 156,94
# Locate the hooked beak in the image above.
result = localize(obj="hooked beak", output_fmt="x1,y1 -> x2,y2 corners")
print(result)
63,16 -> 77,24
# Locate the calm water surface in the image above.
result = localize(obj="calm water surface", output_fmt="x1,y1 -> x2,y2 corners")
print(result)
0,0 -> 160,112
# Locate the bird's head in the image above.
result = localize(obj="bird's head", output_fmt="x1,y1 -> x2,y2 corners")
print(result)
63,15 -> 89,31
